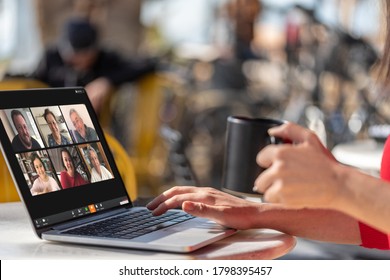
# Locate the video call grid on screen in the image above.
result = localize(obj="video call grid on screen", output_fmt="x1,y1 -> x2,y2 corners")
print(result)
0,104 -> 115,198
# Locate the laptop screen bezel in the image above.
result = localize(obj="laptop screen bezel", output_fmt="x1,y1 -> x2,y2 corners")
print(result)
0,87 -> 132,237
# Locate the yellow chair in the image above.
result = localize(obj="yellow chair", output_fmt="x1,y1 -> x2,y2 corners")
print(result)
128,74 -> 169,194
0,152 -> 20,202
126,73 -> 189,195
104,132 -> 138,200
0,78 -> 48,90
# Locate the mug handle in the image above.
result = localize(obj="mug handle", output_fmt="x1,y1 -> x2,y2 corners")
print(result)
268,135 -> 285,145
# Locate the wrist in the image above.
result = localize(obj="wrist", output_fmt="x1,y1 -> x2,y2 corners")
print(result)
330,163 -> 359,213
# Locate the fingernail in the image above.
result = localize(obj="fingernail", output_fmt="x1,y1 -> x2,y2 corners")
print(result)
151,210 -> 159,216
146,202 -> 154,210
252,186 -> 257,192
268,127 -> 278,133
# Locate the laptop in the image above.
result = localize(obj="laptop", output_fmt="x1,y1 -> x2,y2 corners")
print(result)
0,87 -> 236,253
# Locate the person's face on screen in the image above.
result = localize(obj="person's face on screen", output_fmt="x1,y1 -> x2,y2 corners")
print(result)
13,114 -> 32,148
33,158 -> 46,180
89,150 -> 100,170
70,111 -> 86,138
46,113 -> 60,138
61,151 -> 74,173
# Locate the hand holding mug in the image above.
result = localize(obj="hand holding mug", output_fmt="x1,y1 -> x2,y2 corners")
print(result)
254,122 -> 342,208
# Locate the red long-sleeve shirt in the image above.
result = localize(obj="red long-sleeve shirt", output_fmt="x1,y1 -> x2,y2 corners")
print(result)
359,136 -> 390,249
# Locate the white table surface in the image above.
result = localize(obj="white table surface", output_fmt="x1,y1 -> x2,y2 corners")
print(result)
0,202 -> 296,260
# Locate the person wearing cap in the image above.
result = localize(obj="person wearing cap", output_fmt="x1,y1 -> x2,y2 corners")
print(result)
31,17 -> 156,113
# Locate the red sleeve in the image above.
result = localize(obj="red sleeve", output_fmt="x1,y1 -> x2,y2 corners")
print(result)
381,136 -> 390,180
359,136 -> 390,249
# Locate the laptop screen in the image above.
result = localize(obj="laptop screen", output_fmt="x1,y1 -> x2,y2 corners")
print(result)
0,87 -> 130,231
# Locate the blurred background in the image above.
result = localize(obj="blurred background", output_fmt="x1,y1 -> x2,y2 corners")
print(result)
1,0 -> 390,259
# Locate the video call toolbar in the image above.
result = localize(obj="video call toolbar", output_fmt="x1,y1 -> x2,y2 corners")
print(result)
34,197 -> 130,228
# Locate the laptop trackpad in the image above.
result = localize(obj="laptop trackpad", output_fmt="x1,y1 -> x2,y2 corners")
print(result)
135,218 -> 235,247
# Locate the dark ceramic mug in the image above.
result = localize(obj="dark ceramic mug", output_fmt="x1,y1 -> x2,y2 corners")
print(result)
222,116 -> 285,197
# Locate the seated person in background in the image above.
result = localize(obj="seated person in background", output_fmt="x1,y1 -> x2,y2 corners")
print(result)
87,145 -> 113,182
69,108 -> 98,143
60,148 -> 89,189
43,108 -> 72,147
11,110 -> 42,152
30,152 -> 61,196
30,17 -> 156,114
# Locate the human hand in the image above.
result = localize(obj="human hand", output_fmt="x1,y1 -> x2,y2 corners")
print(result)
254,122 -> 344,209
146,186 -> 262,230
85,77 -> 113,113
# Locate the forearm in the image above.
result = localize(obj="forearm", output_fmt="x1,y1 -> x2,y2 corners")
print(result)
335,165 -> 390,234
252,203 -> 361,245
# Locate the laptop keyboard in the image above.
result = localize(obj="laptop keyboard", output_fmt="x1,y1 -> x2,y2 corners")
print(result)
63,209 -> 195,240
